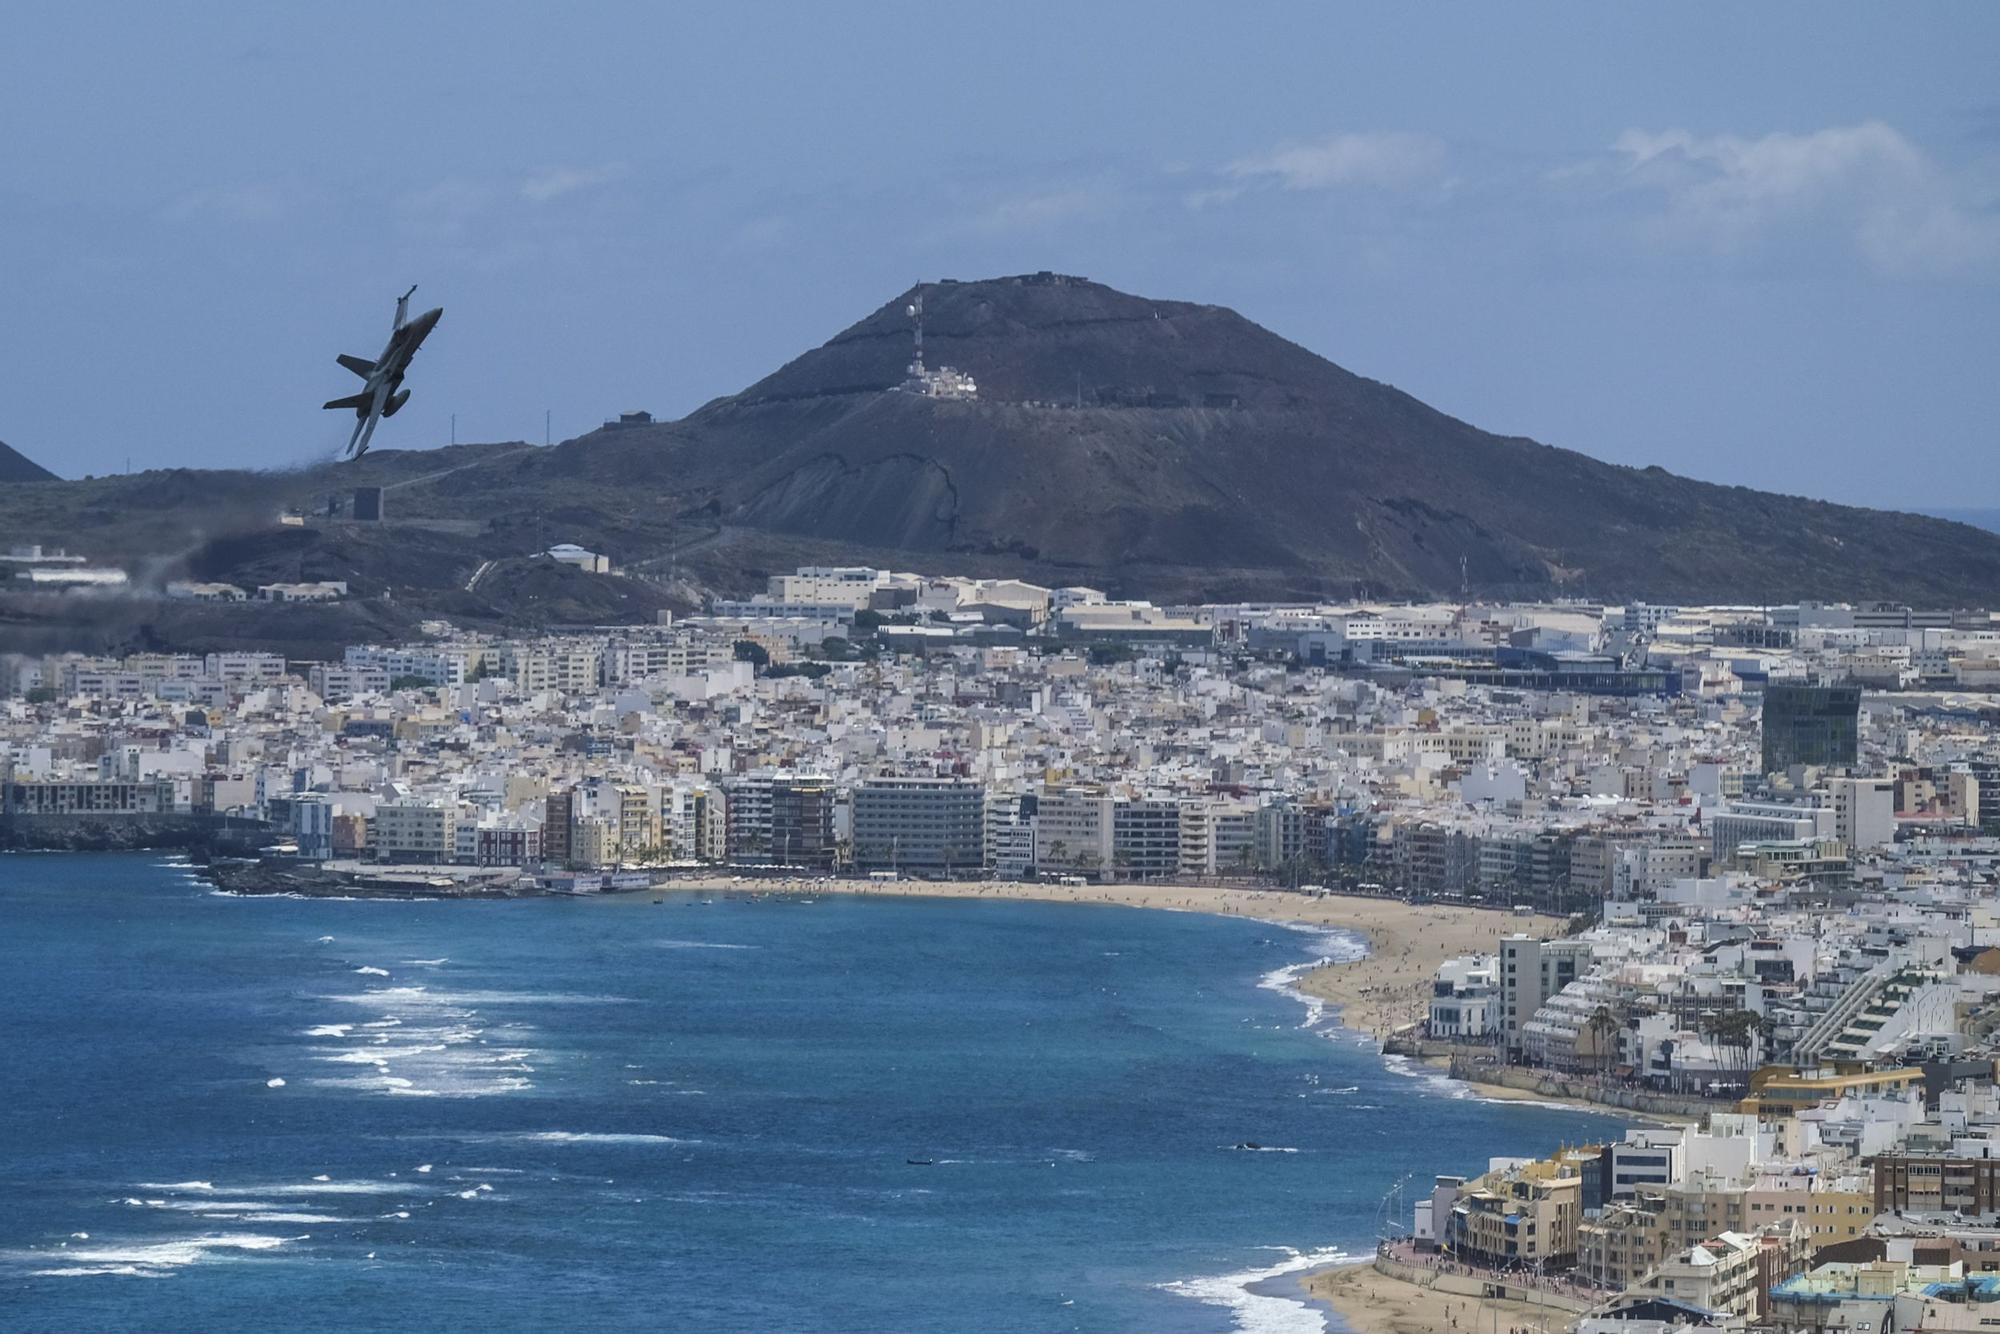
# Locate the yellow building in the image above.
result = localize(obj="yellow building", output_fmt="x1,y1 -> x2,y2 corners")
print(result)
1742,1174 -> 1875,1246
1578,1195 -> 1670,1291
570,816 -> 614,870
1447,1149 -> 1595,1266
1662,1173 -> 1741,1250
1658,1169 -> 1878,1253
1738,1066 -> 1925,1120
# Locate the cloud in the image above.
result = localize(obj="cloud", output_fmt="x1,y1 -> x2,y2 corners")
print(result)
1608,121 -> 1998,276
520,163 -> 629,203
1225,131 -> 1447,192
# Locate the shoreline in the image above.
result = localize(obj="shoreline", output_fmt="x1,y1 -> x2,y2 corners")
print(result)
658,874 -> 1569,1039
199,856 -> 1677,1119
191,861 -> 1639,1332
656,875 -> 1628,1334
729,875 -> 1688,1123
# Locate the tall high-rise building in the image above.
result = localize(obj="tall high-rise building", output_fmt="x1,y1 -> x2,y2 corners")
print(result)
852,776 -> 987,877
770,777 -> 837,870
726,773 -> 837,869
543,788 -> 574,866
1760,683 -> 1861,775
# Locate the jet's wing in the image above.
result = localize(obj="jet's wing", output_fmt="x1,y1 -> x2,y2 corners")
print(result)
346,411 -> 380,461
337,353 -> 377,378
344,379 -> 395,460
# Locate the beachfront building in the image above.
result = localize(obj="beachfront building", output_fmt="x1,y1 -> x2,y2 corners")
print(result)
1036,787 -> 1114,876
3,776 -> 178,816
1428,955 -> 1499,1040
1499,935 -> 1595,1061
1176,798 -> 1257,877
724,773 -> 837,870
851,776 -> 986,878
1112,797 -> 1183,880
370,799 -> 459,863
1446,1150 -> 1594,1269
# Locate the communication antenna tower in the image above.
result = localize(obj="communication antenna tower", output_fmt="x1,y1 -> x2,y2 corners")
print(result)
906,288 -> 926,377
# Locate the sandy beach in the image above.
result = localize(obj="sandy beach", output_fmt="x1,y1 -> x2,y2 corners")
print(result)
1304,1261 -> 1569,1334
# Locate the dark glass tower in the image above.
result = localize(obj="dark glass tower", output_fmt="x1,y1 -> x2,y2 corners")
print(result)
1761,683 -> 1861,774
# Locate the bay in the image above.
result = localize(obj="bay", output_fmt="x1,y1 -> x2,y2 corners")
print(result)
0,854 -> 1624,1331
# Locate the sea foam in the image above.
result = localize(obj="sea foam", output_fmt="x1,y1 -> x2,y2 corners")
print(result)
20,1233 -> 291,1279
1256,924 -> 1366,1032
505,1131 -> 694,1146
1160,1245 -> 1354,1334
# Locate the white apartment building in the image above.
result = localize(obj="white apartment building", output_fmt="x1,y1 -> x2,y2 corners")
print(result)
1499,935 -> 1595,1060
1710,801 -> 1835,864
768,567 -> 884,610
1179,799 -> 1257,876
309,663 -> 391,702
502,641 -> 604,694
1036,788 -> 1114,873
344,644 -> 480,688
371,800 -> 459,862
603,635 -> 728,683
1827,776 -> 1897,851
202,652 -> 288,685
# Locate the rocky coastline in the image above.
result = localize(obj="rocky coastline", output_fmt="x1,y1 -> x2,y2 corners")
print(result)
200,857 -> 542,899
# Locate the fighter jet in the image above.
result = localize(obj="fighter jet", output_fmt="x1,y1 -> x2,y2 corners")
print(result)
323,285 -> 443,460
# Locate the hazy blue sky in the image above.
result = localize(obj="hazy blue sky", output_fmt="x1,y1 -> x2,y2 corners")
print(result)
1,4 -> 1995,508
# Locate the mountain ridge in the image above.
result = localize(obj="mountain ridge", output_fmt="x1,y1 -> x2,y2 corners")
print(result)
531,273 -> 2000,605
0,272 -> 1996,645
0,440 -> 57,483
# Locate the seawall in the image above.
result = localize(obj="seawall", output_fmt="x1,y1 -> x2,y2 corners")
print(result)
1449,1057 -> 1720,1120
1371,1253 -> 1594,1315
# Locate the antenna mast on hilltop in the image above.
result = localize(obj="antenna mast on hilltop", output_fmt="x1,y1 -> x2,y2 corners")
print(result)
896,283 -> 977,399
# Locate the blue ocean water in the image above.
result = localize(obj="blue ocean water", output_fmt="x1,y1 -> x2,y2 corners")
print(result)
0,855 -> 1625,1332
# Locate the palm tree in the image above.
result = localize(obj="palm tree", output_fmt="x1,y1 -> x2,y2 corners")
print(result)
1709,1009 -> 1760,1083
1584,1006 -> 1621,1077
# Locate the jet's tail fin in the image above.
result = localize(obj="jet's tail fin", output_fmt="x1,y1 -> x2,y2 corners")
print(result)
324,392 -> 372,412
337,353 -> 376,378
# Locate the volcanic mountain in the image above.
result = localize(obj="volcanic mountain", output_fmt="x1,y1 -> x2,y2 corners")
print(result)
517,272 -> 2000,605
3,271 -> 1999,645
0,440 -> 56,483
